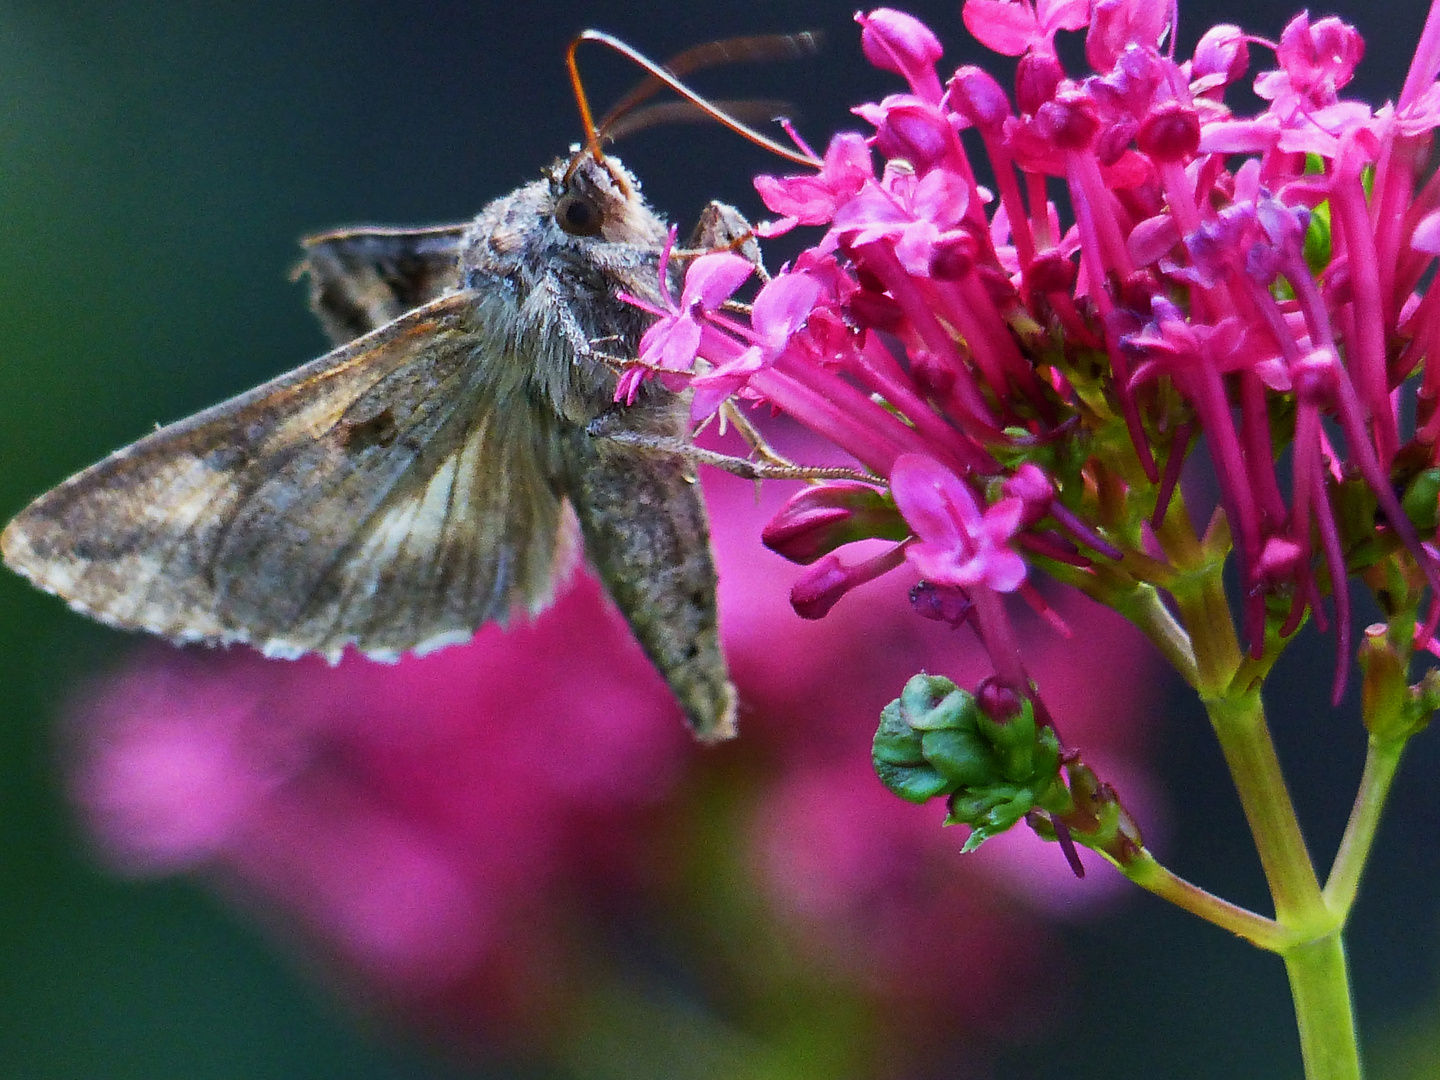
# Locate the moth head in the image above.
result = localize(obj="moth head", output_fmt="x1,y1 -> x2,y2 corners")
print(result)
548,153 -> 663,247
555,32 -> 822,242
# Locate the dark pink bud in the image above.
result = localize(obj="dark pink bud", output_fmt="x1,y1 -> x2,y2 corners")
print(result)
948,65 -> 1012,131
848,288 -> 907,333
1094,114 -> 1138,165
790,556 -> 850,619
1034,91 -> 1099,150
1191,24 -> 1249,91
1114,270 -> 1159,314
762,482 -> 900,564
1137,102 -> 1200,162
1001,463 -> 1055,527
909,581 -> 973,627
859,9 -> 945,100
911,350 -> 957,397
975,263 -> 1021,306
929,232 -> 978,280
1257,536 -> 1305,585
1016,51 -> 1064,114
1023,249 -> 1078,294
976,677 -> 1024,723
866,99 -> 954,173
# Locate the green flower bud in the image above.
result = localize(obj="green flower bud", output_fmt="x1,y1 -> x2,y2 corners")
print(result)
1360,623 -> 1409,742
947,785 -> 1035,852
872,673 -> 1066,849
898,673 -> 973,731
1402,467 -> 1440,534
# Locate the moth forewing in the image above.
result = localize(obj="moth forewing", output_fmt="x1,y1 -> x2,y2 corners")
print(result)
1,292 -> 576,663
4,151 -> 740,742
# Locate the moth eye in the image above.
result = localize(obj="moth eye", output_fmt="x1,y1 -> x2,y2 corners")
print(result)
556,191 -> 603,237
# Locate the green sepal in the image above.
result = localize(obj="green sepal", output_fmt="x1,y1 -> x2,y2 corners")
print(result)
898,674 -> 972,731
947,786 -> 1036,851
920,726 -> 995,787
874,759 -> 954,804
1401,468 -> 1440,534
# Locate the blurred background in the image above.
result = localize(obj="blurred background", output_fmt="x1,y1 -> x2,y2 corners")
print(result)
4,1 -> 1440,1078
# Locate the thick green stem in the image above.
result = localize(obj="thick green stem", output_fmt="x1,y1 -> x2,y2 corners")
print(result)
1205,691 -> 1324,922
1285,933 -> 1362,1080
1171,558 -> 1361,1079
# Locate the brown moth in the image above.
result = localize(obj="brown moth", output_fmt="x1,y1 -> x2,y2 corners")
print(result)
0,33 -> 818,742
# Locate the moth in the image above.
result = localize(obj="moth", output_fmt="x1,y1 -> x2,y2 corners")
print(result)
1,32 -> 821,742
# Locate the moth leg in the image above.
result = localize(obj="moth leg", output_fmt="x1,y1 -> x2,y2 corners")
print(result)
587,412 -> 874,483
714,402 -> 804,472
677,201 -> 769,281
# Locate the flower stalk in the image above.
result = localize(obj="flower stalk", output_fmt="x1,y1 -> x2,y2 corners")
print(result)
621,2 -> 1440,1075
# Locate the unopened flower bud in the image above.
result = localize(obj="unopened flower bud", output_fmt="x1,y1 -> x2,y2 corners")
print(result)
1016,51 -> 1064,115
1401,468 -> 1440,533
1034,91 -> 1100,151
872,674 -> 1065,851
909,581 -> 973,627
789,554 -> 854,620
947,65 -> 1011,131
859,8 -> 945,100
929,232 -> 978,280
1360,624 -> 1409,741
848,287 -> 907,333
1023,250 -> 1079,294
1138,103 -> 1200,162
976,676 -> 1024,723
863,99 -> 954,174
1191,24 -> 1249,92
762,482 -> 903,564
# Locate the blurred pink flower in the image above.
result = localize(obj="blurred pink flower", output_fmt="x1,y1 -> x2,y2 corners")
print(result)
69,573 -> 693,1003
64,428 -> 1164,1060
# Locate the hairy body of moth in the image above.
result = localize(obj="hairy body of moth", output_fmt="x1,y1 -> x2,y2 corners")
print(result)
2,154 -> 739,740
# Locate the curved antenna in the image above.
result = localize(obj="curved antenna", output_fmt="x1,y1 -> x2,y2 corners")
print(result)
564,29 -> 822,178
603,98 -> 797,145
597,33 -> 821,140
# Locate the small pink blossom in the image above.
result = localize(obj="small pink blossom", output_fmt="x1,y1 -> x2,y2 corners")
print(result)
961,0 -> 1090,58
635,251 -> 753,375
755,132 -> 873,234
891,454 -> 1028,593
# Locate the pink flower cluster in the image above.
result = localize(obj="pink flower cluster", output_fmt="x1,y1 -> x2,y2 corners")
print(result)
628,1 -> 1440,699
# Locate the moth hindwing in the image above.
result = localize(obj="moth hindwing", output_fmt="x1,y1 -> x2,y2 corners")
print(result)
2,153 -> 740,741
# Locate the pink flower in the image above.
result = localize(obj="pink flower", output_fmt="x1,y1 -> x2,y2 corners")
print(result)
961,0 -> 1090,58
832,165 -> 973,277
891,454 -> 1028,592
754,132 -> 873,234
620,2 -> 1440,699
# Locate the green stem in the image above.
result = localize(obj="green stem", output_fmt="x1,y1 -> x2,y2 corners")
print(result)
1324,737 -> 1405,917
1204,691 -> 1324,923
1122,850 -> 1288,950
1284,932 -> 1362,1080
1172,559 -> 1361,1078
1113,583 -> 1199,687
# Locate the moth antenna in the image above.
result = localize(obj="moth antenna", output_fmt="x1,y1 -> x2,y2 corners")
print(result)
564,29 -> 821,184
603,99 -> 798,145
565,33 -> 608,168
597,33 -> 821,139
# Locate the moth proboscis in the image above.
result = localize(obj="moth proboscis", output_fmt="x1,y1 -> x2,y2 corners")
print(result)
1,30 -> 826,742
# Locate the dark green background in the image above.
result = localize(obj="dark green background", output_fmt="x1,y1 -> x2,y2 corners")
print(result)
3,2 -> 1440,1077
